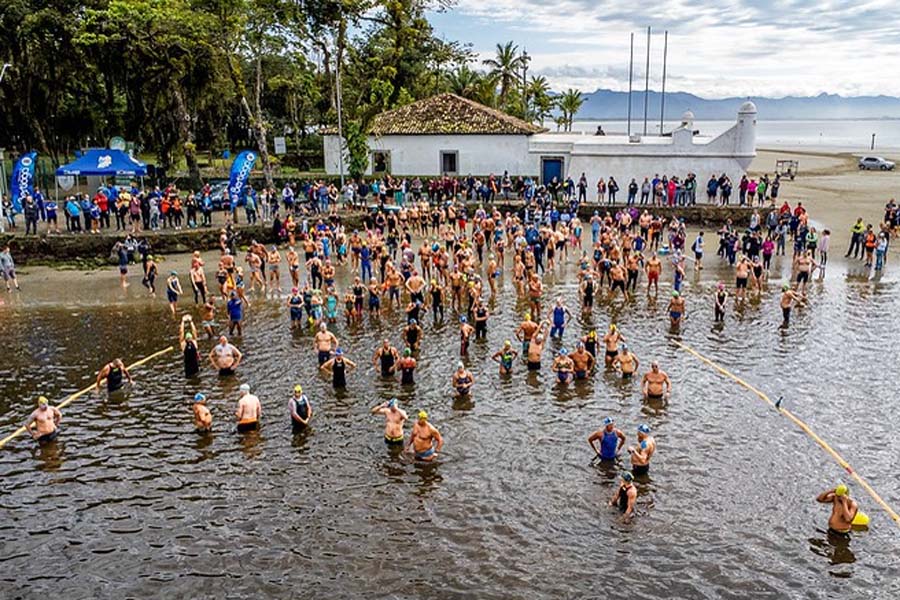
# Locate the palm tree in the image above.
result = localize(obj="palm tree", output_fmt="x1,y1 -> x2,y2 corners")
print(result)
527,76 -> 555,125
446,65 -> 481,100
557,88 -> 584,132
482,41 -> 525,106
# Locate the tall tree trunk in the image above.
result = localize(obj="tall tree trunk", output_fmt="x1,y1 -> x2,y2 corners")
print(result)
226,54 -> 273,190
173,87 -> 201,189
253,55 -> 274,189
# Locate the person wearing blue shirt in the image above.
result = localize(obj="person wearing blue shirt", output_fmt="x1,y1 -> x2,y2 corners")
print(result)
360,243 -> 372,281
244,188 -> 257,224
45,199 -> 59,233
65,197 -> 82,232
79,196 -> 93,232
227,292 -> 243,336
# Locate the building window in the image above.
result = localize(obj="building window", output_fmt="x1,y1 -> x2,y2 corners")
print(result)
372,151 -> 390,174
440,151 -> 458,175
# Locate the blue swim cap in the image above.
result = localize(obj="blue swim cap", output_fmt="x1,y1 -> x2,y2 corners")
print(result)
194,393 -> 206,403
388,398 -> 397,408
335,348 -> 344,356
559,348 -> 568,355
638,424 -> 651,434
622,472 -> 634,482
603,416 -> 614,425
460,316 -> 467,323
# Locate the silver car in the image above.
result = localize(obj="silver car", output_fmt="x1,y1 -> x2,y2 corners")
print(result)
858,156 -> 895,171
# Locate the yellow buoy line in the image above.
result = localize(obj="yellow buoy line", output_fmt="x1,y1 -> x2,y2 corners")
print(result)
0,346 -> 174,450
673,340 -> 900,530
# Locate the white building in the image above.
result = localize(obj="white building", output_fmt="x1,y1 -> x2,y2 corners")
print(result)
323,94 -> 757,186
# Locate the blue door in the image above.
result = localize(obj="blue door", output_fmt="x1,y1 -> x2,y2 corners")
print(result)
542,158 -> 563,185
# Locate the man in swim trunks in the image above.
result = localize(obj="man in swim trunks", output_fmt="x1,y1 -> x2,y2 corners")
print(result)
406,410 -> 443,462
734,255 -> 751,303
666,290 -> 686,326
628,424 -> 655,476
235,383 -> 261,432
289,385 -> 312,433
588,416 -> 625,460
515,313 -> 539,355
569,342 -> 595,380
201,298 -> 217,338
609,471 -> 637,521
372,398 -> 408,446
313,322 -> 339,365
96,358 -> 133,394
372,339 -> 401,377
451,362 -> 475,396
23,396 -> 62,444
602,324 -> 625,366
780,283 -> 804,327
641,361 -> 671,399
817,484 -> 859,538
644,254 -> 662,296
551,348 -> 575,384
193,393 -> 212,433
526,321 -> 550,371
612,343 -> 639,378
491,340 -> 519,375
209,335 -> 242,376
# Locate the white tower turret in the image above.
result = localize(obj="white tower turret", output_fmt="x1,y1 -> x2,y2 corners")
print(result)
736,100 -> 757,156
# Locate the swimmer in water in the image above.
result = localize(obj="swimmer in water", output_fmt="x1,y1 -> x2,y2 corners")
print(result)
780,283 -> 804,327
180,316 -> 201,377
551,348 -> 575,384
320,349 -> 357,389
209,335 -> 242,377
406,410 -> 443,462
588,417 -> 625,461
549,297 -> 572,339
451,362 -> 475,396
458,315 -> 475,356
816,484 -> 859,538
570,342 -> 596,380
612,343 -> 639,378
193,393 -> 212,433
526,321 -> 551,371
96,358 -> 133,394
515,313 -> 539,356
628,424 -> 655,476
313,322 -> 339,366
602,323 -> 625,366
666,290 -> 686,327
609,471 -> 637,521
166,271 -> 183,318
289,385 -> 312,433
235,383 -> 261,432
23,396 -> 62,444
371,398 -> 408,446
641,361 -> 671,400
491,340 -> 519,375
397,348 -> 417,385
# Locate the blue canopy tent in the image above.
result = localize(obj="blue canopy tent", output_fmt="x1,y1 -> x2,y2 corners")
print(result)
55,149 -> 147,199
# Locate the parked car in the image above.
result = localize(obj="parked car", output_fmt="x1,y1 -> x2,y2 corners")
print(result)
858,156 -> 895,171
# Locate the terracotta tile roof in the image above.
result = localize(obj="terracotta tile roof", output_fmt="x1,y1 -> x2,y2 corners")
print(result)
321,94 -> 545,136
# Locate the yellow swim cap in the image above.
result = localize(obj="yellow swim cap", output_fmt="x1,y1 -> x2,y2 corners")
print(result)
835,484 -> 849,497
37,396 -> 49,406
418,410 -> 428,420
294,385 -> 302,393
610,323 -> 617,331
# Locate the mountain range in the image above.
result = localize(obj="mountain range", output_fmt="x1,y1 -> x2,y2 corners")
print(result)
575,89 -> 900,120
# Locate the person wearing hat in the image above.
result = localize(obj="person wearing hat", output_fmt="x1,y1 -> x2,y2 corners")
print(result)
23,396 -> 62,444
96,358 -> 133,394
179,316 -> 201,378
588,417 -> 625,461
491,340 -> 519,375
780,283 -> 803,327
458,315 -> 475,356
406,410 -> 443,462
404,319 -> 423,352
609,472 -> 637,520
209,335 -> 242,377
451,361 -> 475,396
570,341 -> 596,380
641,361 -> 671,400
165,271 -> 183,318
226,290 -> 244,336
192,393 -> 212,433
288,385 -> 312,433
602,323 -> 625,366
313,322 -> 339,366
526,320 -> 551,371
371,398 -> 408,446
320,349 -> 357,389
611,343 -> 638,378
713,281 -> 729,323
551,348 -> 575,384
515,313 -> 540,356
628,424 -> 655,476
235,384 -> 261,433
817,484 -> 859,538
397,348 -> 417,385
666,290 -> 686,326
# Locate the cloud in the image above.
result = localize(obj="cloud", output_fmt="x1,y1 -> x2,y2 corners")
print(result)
438,0 -> 900,97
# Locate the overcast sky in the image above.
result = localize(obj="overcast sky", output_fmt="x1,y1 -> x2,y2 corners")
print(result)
429,0 -> 900,98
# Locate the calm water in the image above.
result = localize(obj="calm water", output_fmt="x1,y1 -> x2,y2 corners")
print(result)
573,119 -> 900,151
1,246 -> 899,599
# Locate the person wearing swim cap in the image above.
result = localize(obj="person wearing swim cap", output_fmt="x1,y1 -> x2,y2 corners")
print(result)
570,341 -> 596,379
588,417 -> 625,461
582,330 -> 599,359
641,361 -> 671,399
371,398 -> 408,446
515,313 -> 540,356
404,319 -> 424,352
666,290 -> 686,327
458,315 -> 475,356
320,349 -> 357,389
550,297 -> 572,339
551,348 -> 575,384
372,339 -> 400,377
96,358 -> 133,394
23,396 -> 62,444
289,385 -> 312,433
780,283 -> 803,327
628,424 -> 655,476
287,287 -> 304,330
609,471 -> 637,520
602,323 -> 625,366
166,271 -> 183,318
451,362 -> 475,396
612,343 -> 639,378
406,410 -> 443,462
817,484 -> 859,538
644,253 -> 662,296
209,335 -> 242,377
313,322 -> 339,366
179,316 -> 201,378
235,384 -> 261,433
491,340 -> 519,375
397,348 -> 417,385
713,281 -> 728,323
193,393 -> 212,433
526,320 -> 550,371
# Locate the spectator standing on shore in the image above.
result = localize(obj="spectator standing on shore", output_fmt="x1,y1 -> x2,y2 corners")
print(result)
23,195 -> 39,235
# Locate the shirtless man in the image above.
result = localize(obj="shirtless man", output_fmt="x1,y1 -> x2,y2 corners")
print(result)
267,246 -> 282,293
570,342 -> 595,380
612,343 -> 639,378
201,298 -> 217,338
193,393 -> 212,433
406,410 -> 444,462
491,340 -> 518,375
372,339 -> 400,377
246,251 -> 265,293
795,250 -> 818,296
406,270 -> 427,305
235,383 -> 261,432
286,247 -> 301,288
780,283 -> 804,327
515,313 -> 540,356
526,321 -> 550,371
609,472 -> 637,522
602,324 -> 625,366
735,256 -> 751,302
816,484 -> 859,538
645,254 -> 662,296
371,398 -> 408,446
209,335 -> 242,376
666,290 -> 686,326
609,261 -> 627,298
451,362 -> 475,396
628,424 -> 655,476
641,361 -> 671,399
314,322 -> 339,365
551,348 -> 575,384
458,316 -> 475,356
527,273 -> 544,318
96,358 -> 133,394
23,396 -> 62,444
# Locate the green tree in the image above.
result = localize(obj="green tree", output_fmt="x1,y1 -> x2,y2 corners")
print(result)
527,76 -> 556,126
558,88 -> 584,132
481,41 -> 524,108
